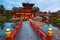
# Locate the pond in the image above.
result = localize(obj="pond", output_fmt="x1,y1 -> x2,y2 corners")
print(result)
40,24 -> 58,32
0,22 -> 18,37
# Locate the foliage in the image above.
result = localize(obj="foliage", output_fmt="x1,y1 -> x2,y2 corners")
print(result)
0,16 -> 8,22
0,5 -> 5,14
52,18 -> 60,28
56,18 -> 60,23
0,16 -> 7,29
0,23 -> 4,29
33,7 -> 39,13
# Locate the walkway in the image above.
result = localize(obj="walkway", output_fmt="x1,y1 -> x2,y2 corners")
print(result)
16,21 -> 40,40
53,30 -> 60,40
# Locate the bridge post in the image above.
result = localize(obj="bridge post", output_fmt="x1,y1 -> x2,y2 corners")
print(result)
5,28 -> 11,40
47,28 -> 53,40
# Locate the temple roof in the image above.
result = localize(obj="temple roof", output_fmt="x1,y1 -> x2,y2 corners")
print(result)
22,3 -> 34,7
13,7 -> 23,10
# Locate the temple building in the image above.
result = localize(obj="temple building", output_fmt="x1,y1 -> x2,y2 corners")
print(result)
13,3 -> 36,20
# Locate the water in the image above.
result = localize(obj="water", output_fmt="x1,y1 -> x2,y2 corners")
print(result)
0,23 -> 16,40
40,24 -> 58,32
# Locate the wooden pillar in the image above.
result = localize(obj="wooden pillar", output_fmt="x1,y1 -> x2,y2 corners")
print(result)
24,13 -> 25,19
47,28 -> 53,40
5,28 -> 11,40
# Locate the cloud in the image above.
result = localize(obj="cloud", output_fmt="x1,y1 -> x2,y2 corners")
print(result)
42,0 -> 60,12
0,0 -> 60,12
44,5 -> 60,12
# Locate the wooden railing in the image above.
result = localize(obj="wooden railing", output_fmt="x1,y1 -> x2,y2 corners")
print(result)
6,21 -> 22,40
29,19 -> 52,40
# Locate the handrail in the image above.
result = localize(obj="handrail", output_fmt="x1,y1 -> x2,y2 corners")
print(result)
6,21 -> 22,40
29,19 -> 52,40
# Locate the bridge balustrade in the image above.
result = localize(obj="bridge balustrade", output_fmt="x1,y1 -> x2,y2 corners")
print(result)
29,19 -> 52,40
5,21 -> 22,40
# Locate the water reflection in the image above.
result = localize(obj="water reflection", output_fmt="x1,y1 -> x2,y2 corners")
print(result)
0,22 -> 17,37
40,24 -> 58,32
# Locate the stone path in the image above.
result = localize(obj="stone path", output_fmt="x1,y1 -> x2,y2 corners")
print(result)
16,21 -> 40,40
53,30 -> 60,40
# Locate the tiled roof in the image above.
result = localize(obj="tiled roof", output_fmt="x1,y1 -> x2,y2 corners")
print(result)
13,7 -> 23,10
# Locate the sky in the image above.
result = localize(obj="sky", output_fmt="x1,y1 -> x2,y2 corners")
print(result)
0,0 -> 60,12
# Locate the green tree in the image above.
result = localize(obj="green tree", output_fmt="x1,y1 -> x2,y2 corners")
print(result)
0,16 -> 7,29
0,5 -> 5,14
3,10 -> 13,21
33,7 -> 39,13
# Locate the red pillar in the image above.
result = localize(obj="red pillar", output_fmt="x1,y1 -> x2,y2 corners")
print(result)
6,37 -> 11,40
47,36 -> 52,40
47,28 -> 53,40
5,28 -> 11,40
